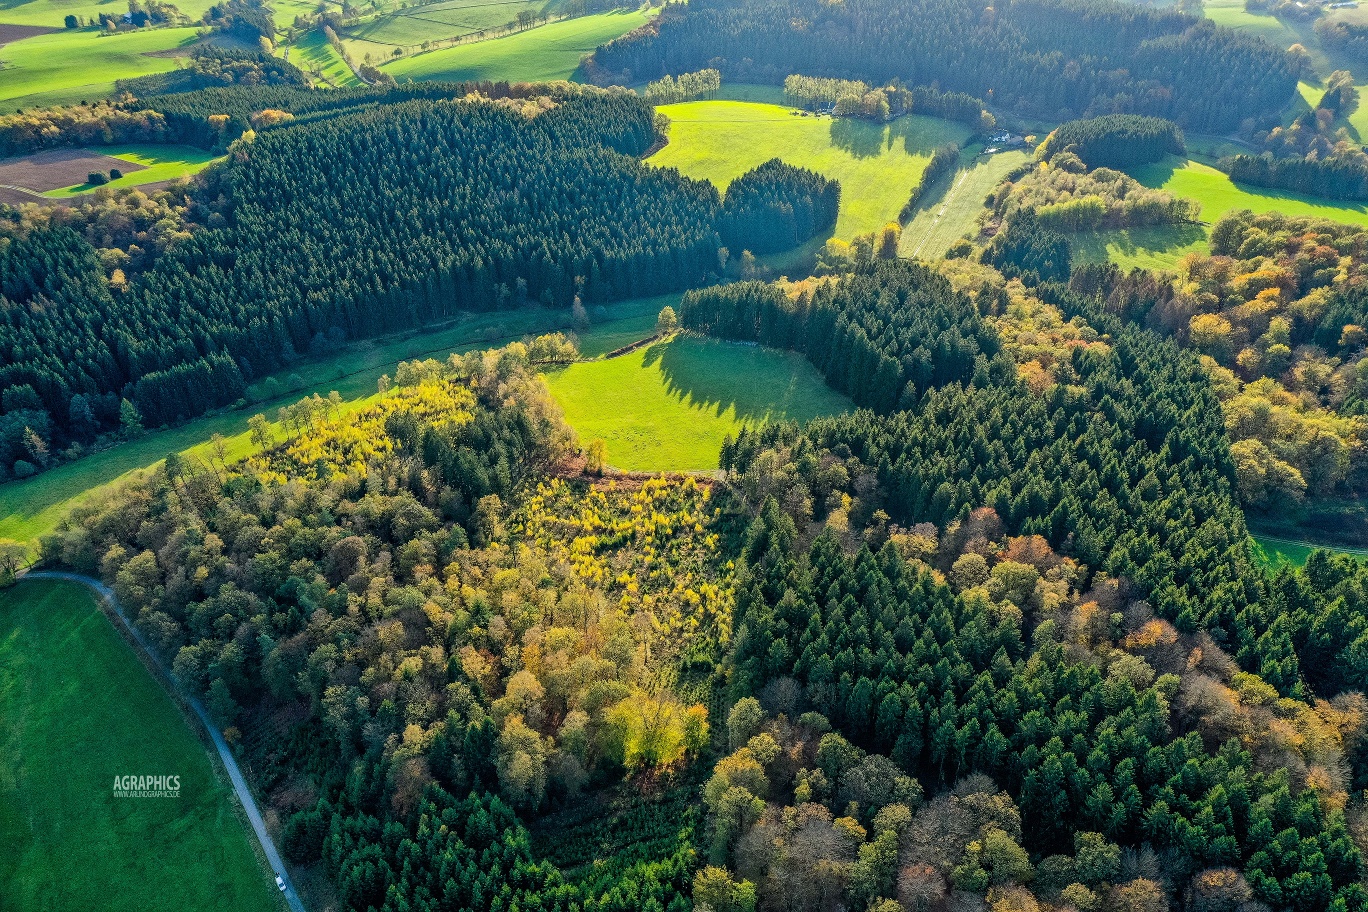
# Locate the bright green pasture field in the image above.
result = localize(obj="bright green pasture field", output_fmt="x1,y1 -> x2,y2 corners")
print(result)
900,149 -> 1031,260
346,0 -> 547,48
1130,157 -> 1368,226
649,100 -> 971,240
0,0 -> 219,27
543,335 -> 852,472
1072,224 -> 1211,272
288,28 -> 360,87
0,296 -> 665,554
0,580 -> 281,912
383,9 -> 649,83
43,144 -> 220,197
0,27 -> 199,110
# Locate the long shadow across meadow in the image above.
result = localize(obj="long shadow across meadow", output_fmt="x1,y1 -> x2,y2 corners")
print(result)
649,336 -> 847,424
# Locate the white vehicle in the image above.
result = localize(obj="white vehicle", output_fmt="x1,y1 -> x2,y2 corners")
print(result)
276,875 -> 287,892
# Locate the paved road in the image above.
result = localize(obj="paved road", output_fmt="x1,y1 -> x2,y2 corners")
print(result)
18,570 -> 308,912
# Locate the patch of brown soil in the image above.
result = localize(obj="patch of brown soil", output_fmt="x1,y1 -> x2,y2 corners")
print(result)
0,24 -> 56,50
0,147 -> 147,193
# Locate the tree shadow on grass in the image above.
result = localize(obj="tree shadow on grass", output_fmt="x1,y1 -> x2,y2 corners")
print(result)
648,336 -> 819,424
829,117 -> 889,159
1070,224 -> 1207,268
1126,155 -> 1182,189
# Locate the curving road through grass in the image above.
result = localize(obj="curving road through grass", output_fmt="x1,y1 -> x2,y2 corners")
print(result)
15,570 -> 307,912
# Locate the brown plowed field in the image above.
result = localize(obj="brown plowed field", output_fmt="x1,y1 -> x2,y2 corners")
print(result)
0,148 -> 146,193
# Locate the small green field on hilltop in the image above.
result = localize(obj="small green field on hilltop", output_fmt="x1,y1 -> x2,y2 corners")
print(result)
1129,157 -> 1368,226
0,580 -> 281,912
42,144 -> 220,197
900,149 -> 1031,260
0,296 -> 666,555
382,9 -> 650,84
0,27 -> 200,111
649,100 -> 971,240
543,335 -> 851,472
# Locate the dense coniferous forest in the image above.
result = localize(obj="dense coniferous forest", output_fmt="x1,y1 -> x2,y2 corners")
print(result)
1038,115 -> 1186,170
11,0 -> 1368,907
0,89 -> 724,447
589,0 -> 1299,130
681,262 -> 1002,411
718,160 -> 840,255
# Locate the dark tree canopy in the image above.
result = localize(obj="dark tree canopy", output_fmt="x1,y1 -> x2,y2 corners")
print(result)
0,91 -> 721,436
718,158 -> 840,254
1040,114 -> 1186,169
589,0 -> 1299,131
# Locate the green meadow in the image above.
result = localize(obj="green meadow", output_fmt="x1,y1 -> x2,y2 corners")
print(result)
542,335 -> 851,472
648,100 -> 971,241
342,0 -> 560,58
0,0 -> 219,28
42,144 -> 220,197
0,27 -> 200,111
0,580 -> 281,912
900,149 -> 1031,260
285,29 -> 360,87
1129,157 -> 1368,226
382,9 -> 650,84
1071,224 -> 1211,272
0,297 -> 667,554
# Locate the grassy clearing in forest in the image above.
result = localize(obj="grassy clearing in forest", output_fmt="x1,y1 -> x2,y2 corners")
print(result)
648,100 -> 970,241
1128,157 -> 1368,226
0,580 -> 281,912
1071,224 -> 1211,273
382,9 -> 649,83
1251,534 -> 1368,568
0,297 -> 667,554
542,335 -> 851,472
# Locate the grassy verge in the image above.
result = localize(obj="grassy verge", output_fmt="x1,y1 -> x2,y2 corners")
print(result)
1251,533 -> 1368,569
382,9 -> 650,84
42,144 -> 220,197
899,148 -> 1031,260
542,334 -> 851,472
0,296 -> 669,553
648,99 -> 970,241
0,580 -> 281,912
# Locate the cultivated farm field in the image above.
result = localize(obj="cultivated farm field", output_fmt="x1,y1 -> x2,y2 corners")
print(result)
0,581 -> 280,912
648,99 -> 971,240
0,144 -> 218,198
382,9 -> 650,84
543,335 -> 852,472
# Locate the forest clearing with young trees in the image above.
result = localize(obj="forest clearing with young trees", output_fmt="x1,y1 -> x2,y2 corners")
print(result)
8,1 -> 1368,910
